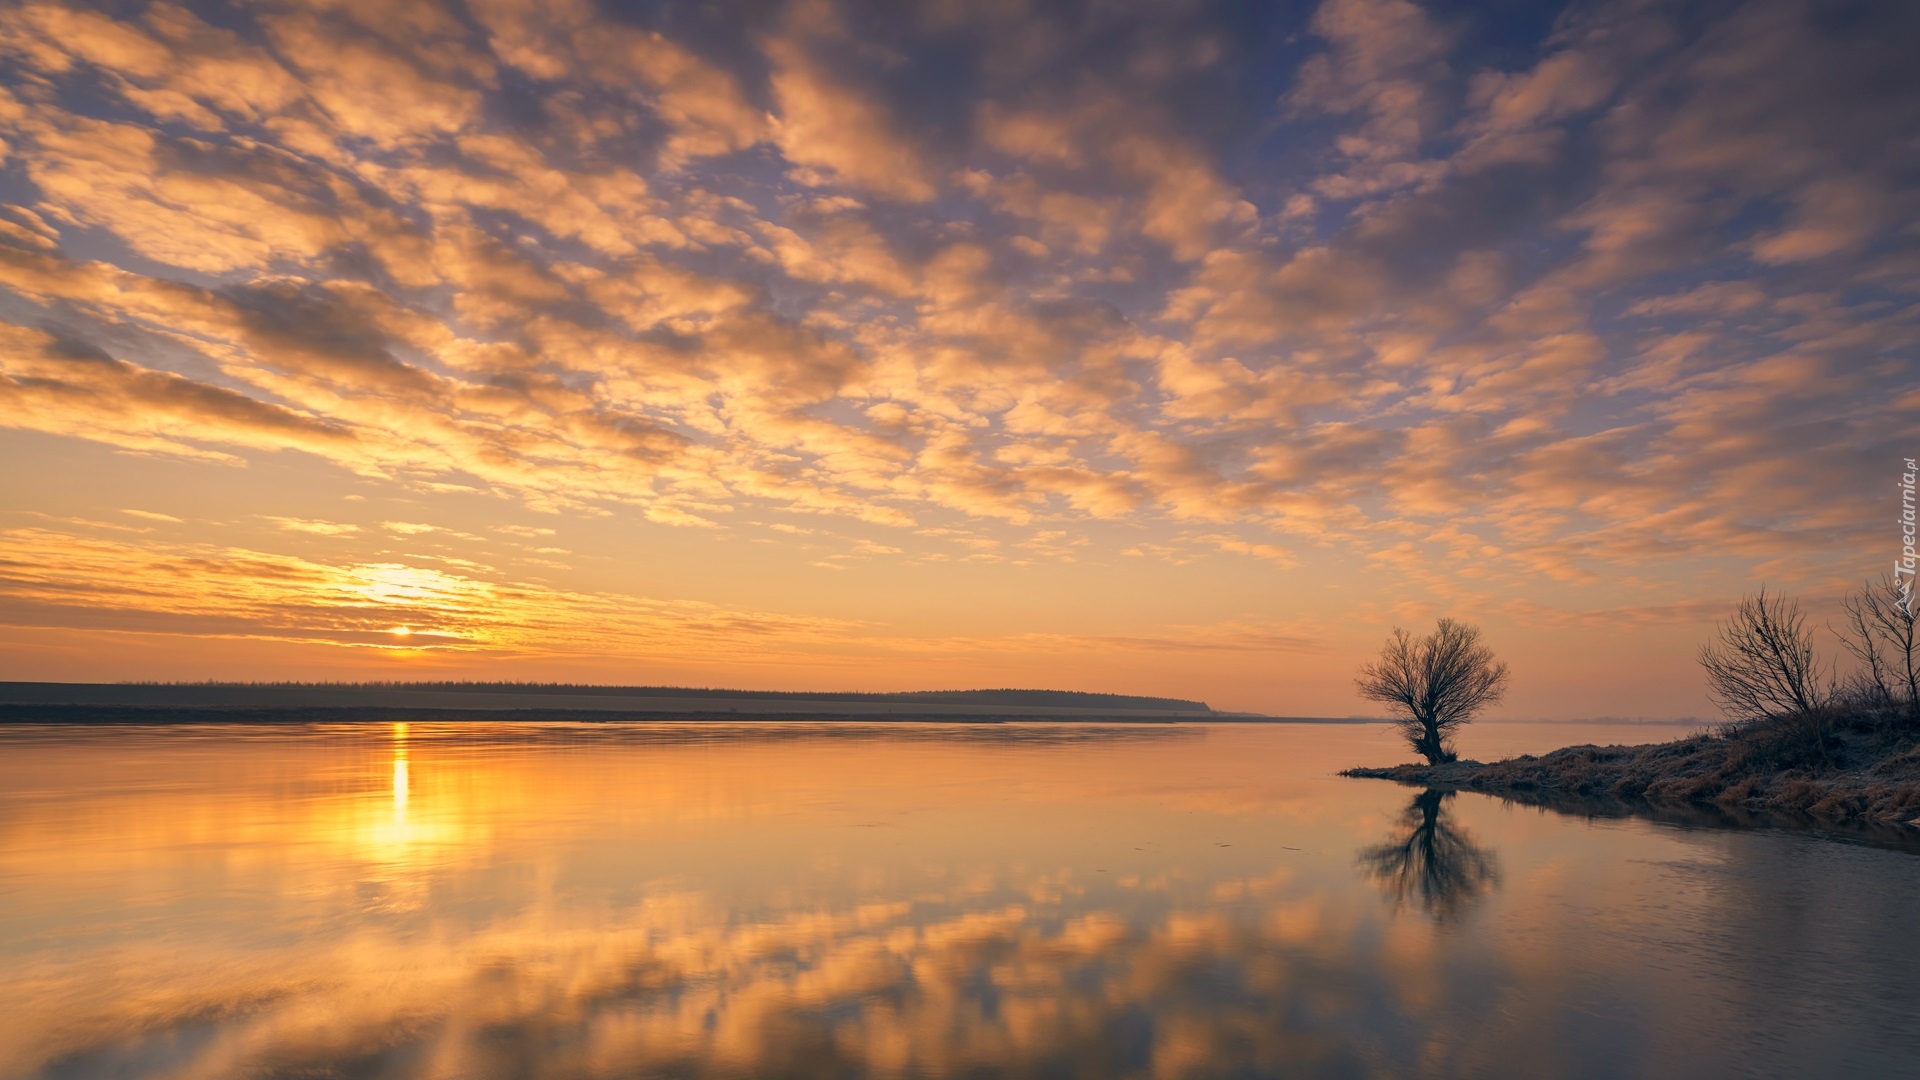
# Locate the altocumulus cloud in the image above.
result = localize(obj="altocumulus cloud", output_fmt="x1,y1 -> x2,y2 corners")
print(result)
0,0 -> 1914,594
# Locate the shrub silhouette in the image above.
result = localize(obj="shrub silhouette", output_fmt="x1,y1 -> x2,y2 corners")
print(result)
1835,574 -> 1920,733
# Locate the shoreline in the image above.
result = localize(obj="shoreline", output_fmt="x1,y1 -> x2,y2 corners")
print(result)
1343,728 -> 1920,828
0,704 -> 1374,725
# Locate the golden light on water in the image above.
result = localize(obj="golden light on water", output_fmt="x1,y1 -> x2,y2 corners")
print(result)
392,723 -> 409,816
0,722 -> 1911,1077
363,722 -> 457,899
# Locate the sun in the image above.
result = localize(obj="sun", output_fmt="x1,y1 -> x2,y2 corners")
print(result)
390,626 -> 412,637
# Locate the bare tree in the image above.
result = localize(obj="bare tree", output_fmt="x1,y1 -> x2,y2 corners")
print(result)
1698,588 -> 1829,724
1355,618 -> 1510,765
1835,575 -> 1920,719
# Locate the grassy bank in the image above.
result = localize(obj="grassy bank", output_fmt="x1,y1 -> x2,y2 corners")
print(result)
1344,710 -> 1920,827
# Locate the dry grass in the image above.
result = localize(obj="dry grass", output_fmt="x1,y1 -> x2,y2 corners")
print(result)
1344,707 -> 1920,827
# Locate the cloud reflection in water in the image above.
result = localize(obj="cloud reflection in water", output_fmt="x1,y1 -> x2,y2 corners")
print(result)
1,722 -> 1918,1079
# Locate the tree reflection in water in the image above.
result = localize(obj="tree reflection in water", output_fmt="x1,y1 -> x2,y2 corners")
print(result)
1358,788 -> 1499,921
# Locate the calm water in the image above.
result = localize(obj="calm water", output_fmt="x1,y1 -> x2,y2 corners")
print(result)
2,721 -> 1917,1080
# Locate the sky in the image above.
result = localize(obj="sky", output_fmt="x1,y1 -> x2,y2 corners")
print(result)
0,0 -> 1913,717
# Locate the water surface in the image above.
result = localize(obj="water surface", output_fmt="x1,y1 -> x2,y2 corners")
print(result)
2,720 -> 1915,1079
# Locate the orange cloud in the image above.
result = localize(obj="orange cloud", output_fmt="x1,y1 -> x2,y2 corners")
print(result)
0,0 -> 1908,710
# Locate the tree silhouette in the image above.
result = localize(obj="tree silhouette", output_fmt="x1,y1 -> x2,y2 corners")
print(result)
1355,618 -> 1509,764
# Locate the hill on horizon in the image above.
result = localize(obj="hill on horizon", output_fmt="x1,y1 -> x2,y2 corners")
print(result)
11,680 -> 1213,714
51,682 -> 1215,714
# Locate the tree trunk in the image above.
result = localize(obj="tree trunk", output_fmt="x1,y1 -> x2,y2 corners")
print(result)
1417,716 -> 1455,765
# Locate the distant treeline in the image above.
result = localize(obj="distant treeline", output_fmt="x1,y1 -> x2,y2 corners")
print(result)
113,681 -> 1214,713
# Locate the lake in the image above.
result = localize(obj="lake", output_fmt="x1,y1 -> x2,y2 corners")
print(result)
2,720 -> 1916,1079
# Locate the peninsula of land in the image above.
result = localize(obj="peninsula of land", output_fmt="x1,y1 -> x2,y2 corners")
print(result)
1345,717 -> 1920,827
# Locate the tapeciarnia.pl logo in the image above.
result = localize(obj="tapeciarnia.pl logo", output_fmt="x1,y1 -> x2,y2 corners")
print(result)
1900,457 -> 1916,615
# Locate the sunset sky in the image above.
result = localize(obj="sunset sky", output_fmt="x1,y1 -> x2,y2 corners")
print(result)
0,0 -> 1912,717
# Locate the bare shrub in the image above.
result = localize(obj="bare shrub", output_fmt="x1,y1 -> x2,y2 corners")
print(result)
1835,574 -> 1920,728
1699,589 -> 1836,766
1699,588 -> 1829,721
1356,618 -> 1509,765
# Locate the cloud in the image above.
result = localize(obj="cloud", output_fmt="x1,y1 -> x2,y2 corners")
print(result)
0,526 -> 852,657
0,0 -> 1911,645
0,320 -> 357,463
471,0 -> 769,166
1287,0 -> 1452,197
766,38 -> 938,202
977,96 -> 1253,260
1188,533 -> 1299,569
265,516 -> 361,536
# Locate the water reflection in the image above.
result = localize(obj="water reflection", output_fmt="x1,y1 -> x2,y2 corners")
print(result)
1,722 -> 1917,1079
1356,788 -> 1499,921
392,721 -> 409,814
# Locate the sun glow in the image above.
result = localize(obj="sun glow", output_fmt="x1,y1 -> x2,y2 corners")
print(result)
0,0 -> 1900,718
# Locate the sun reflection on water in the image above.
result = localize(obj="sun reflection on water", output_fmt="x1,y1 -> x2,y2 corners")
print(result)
391,721 -> 409,815
360,722 -> 464,903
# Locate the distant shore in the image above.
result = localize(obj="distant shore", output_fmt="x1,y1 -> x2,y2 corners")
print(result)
0,706 -> 1374,724
1344,720 -> 1920,827
0,681 -> 1373,725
